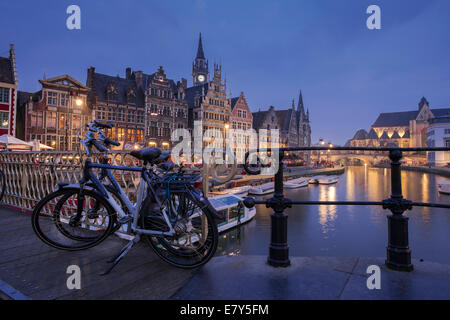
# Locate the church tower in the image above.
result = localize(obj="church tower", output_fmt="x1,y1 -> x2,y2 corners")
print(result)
296,90 -> 311,146
192,33 -> 209,86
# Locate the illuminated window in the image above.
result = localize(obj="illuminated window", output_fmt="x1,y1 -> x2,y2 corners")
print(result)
47,112 -> 57,128
0,111 -> 8,128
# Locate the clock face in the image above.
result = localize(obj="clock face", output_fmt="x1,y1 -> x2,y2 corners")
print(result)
197,75 -> 205,82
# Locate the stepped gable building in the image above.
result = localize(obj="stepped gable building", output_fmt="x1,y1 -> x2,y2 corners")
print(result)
349,97 -> 450,149
186,34 -> 231,149
251,91 -> 312,149
0,44 -> 18,136
25,75 -> 91,150
87,66 -> 187,150
230,91 -> 253,161
251,106 -> 282,148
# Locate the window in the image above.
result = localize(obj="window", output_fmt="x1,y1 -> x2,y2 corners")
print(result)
31,112 -> 43,127
59,114 -> 68,130
117,128 -> 125,141
137,111 -> 144,124
0,87 -> 10,103
96,107 -> 106,120
163,106 -> 171,116
47,135 -> 57,148
108,108 -> 116,121
0,111 -> 8,128
163,123 -> 171,137
149,121 -> 158,138
446,139 -> 450,148
60,93 -> 69,107
59,136 -> 67,150
445,129 -> 450,135
118,108 -> 125,122
427,130 -> 435,137
150,104 -> 158,114
128,110 -> 136,123
72,137 -> 79,150
47,112 -> 57,128
47,92 -> 58,106
73,115 -> 81,130
136,129 -> 144,142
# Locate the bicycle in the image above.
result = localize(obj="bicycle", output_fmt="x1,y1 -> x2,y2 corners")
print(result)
31,120 -> 219,274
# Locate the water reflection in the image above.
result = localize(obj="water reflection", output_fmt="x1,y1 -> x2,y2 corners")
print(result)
318,185 -> 337,234
217,166 -> 450,264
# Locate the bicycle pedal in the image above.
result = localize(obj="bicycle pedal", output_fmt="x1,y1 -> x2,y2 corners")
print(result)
117,216 -> 132,224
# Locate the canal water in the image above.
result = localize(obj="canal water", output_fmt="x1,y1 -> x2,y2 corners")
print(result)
217,166 -> 450,264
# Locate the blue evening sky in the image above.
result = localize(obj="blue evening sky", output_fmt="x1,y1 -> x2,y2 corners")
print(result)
1,0 -> 449,144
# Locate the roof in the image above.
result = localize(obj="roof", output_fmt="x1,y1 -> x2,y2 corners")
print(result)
91,72 -> 145,106
275,109 -> 293,132
252,110 -> 270,129
403,130 -> 410,138
372,108 -> 450,127
185,83 -> 209,109
17,91 -> 32,106
367,128 -> 378,139
353,129 -> 368,140
430,116 -> 450,125
196,33 -> 206,60
230,97 -> 239,109
391,131 -> 401,139
380,131 -> 390,139
0,57 -> 14,84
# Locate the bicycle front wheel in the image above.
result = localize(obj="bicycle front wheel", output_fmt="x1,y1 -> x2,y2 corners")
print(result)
142,191 -> 218,269
32,187 -> 115,251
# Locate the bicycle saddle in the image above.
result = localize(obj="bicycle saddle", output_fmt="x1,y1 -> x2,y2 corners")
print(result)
130,148 -> 162,162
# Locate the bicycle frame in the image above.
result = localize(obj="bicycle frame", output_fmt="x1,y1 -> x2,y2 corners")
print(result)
82,158 -> 177,237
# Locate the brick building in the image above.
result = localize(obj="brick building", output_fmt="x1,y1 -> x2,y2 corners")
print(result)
0,44 -> 18,137
25,75 -> 91,150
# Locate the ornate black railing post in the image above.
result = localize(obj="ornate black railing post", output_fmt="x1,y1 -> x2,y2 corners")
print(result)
383,149 -> 414,271
266,151 -> 292,267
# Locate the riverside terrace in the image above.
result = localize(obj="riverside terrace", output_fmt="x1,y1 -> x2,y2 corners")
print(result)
0,146 -> 450,299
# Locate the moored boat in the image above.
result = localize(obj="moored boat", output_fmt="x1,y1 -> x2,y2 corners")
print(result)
208,194 -> 256,233
437,180 -> 450,194
284,178 -> 309,189
248,182 -> 274,195
209,185 -> 251,197
317,175 -> 339,185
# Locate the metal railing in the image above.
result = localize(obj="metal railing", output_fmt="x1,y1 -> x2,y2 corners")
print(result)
243,146 -> 450,272
0,151 -> 145,211
0,149 -> 237,237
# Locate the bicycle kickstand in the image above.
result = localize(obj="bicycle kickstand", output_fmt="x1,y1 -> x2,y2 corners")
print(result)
100,235 -> 141,276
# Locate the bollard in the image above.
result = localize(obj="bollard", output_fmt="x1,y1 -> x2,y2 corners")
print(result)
383,149 -> 414,272
266,152 -> 291,267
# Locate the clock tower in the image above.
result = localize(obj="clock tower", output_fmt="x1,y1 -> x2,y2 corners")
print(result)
192,33 -> 209,86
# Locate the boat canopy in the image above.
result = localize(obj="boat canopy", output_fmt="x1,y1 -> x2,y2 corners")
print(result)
208,194 -> 243,211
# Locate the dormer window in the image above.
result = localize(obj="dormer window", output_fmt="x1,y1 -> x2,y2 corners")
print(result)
127,87 -> 136,104
107,82 -> 118,101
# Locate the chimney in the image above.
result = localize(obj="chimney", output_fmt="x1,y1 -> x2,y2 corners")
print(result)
126,67 -> 132,80
135,71 -> 143,88
181,78 -> 187,89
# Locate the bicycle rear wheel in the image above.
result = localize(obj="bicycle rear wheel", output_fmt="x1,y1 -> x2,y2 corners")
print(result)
32,187 -> 115,251
142,191 -> 218,268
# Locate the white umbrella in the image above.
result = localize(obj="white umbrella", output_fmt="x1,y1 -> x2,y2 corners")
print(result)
0,134 -> 33,149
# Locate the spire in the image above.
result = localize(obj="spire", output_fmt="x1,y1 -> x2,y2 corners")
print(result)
292,99 -> 295,110
196,33 -> 205,60
418,96 -> 429,110
297,90 -> 305,114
